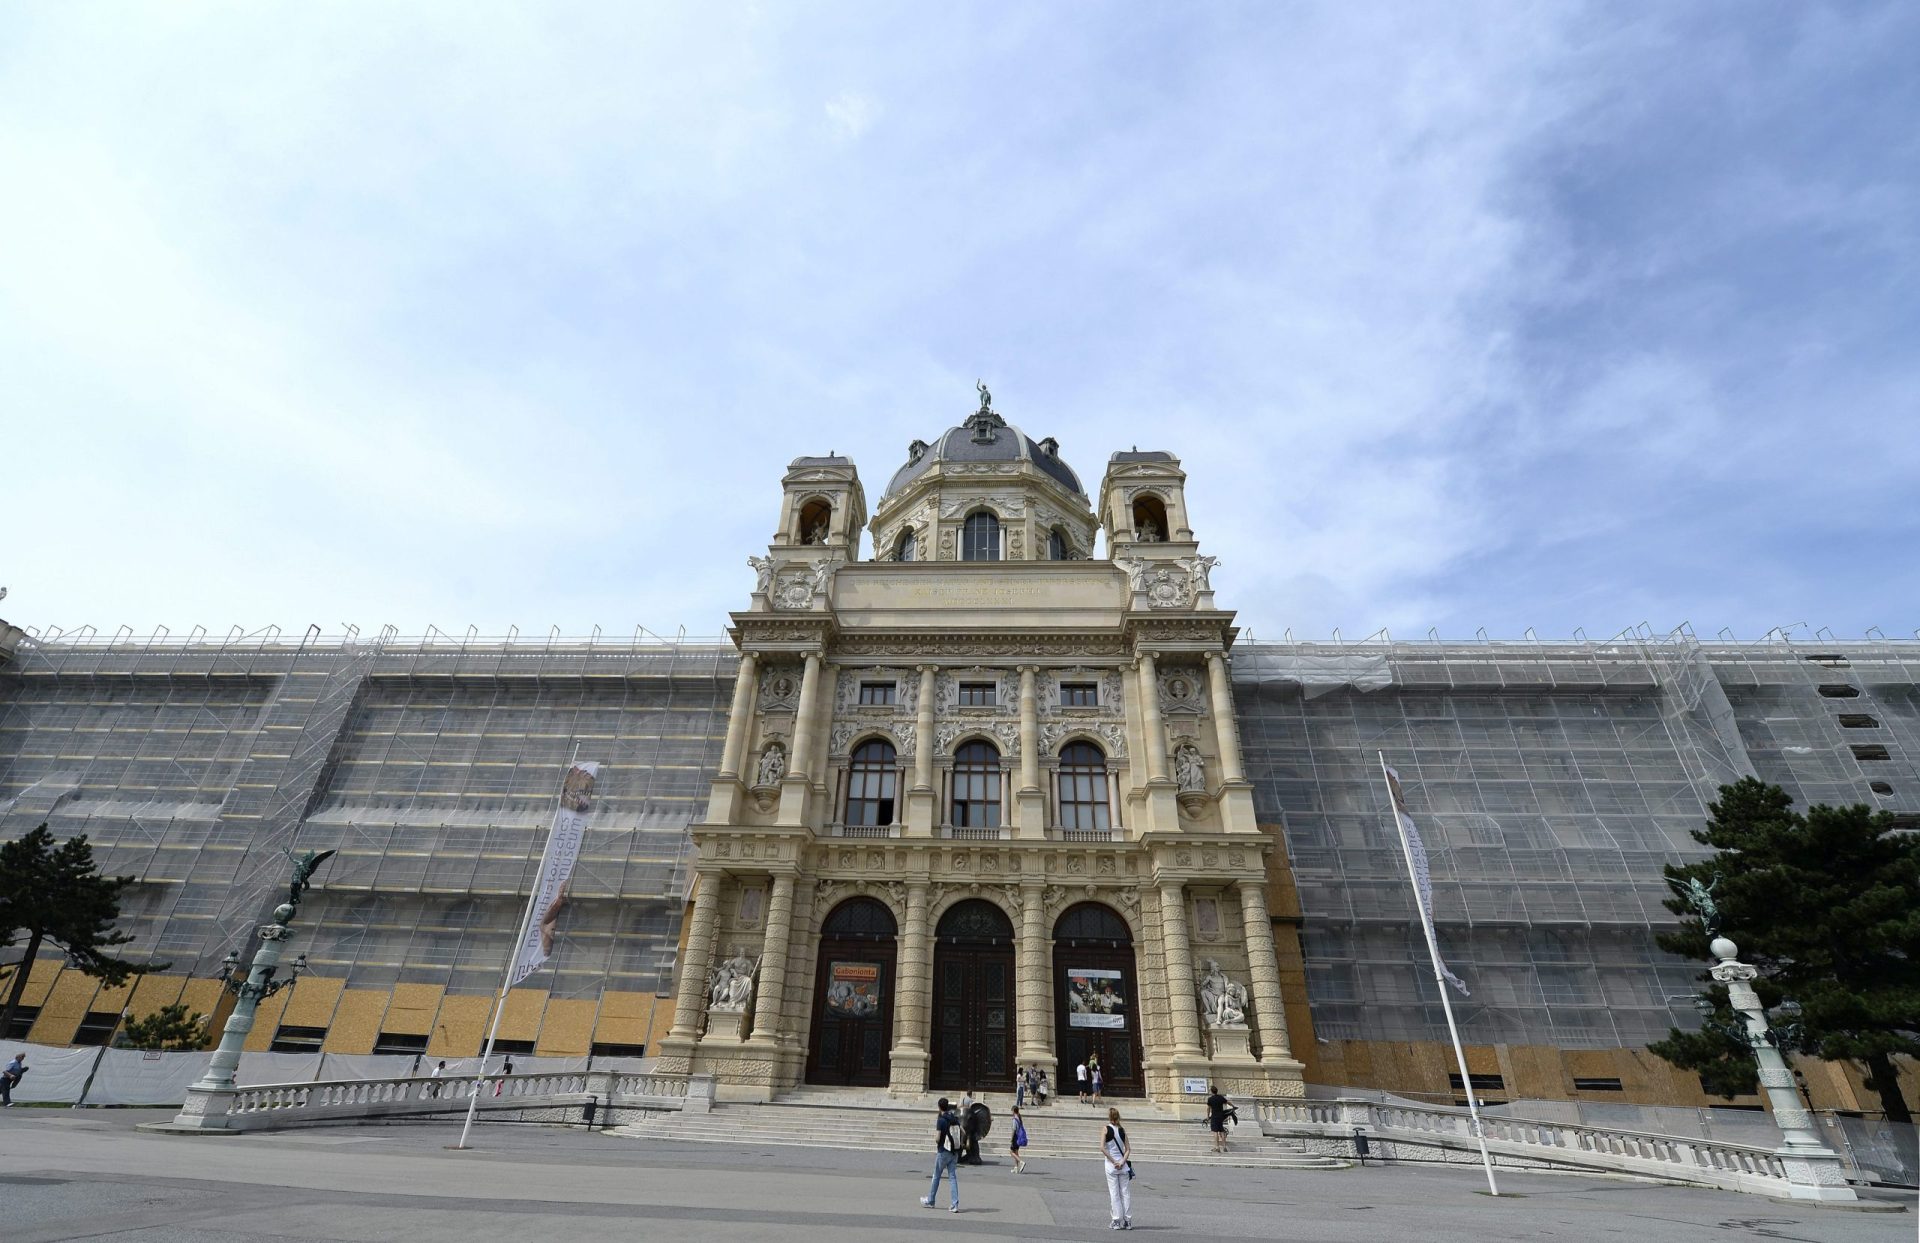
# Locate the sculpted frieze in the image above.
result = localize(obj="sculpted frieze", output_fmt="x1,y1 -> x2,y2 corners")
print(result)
832,636 -> 1127,659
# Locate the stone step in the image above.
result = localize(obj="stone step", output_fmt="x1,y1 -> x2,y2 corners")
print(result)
609,1100 -> 1347,1170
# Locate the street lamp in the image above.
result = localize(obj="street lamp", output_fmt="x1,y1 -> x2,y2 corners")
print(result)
158,849 -> 334,1131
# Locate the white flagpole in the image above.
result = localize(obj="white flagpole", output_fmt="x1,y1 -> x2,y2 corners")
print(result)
1377,751 -> 1499,1196
454,744 -> 579,1150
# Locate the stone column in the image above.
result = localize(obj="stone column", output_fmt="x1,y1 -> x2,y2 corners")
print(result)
718,652 -> 759,779
907,665 -> 938,835
1016,666 -> 1044,835
790,653 -> 824,773
750,873 -> 797,1045
890,880 -> 932,1093
1137,653 -> 1169,782
1237,880 -> 1292,1061
668,869 -> 724,1040
1018,667 -> 1040,791
914,666 -> 937,789
1014,882 -> 1053,1072
779,652 -> 823,825
1205,651 -> 1244,783
1158,882 -> 1203,1055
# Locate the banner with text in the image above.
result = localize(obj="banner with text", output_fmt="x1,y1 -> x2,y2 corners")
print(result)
509,762 -> 599,987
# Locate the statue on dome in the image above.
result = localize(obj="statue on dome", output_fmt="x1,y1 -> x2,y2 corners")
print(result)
976,379 -> 992,412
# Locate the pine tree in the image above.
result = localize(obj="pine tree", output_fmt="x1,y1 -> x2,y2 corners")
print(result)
120,1002 -> 209,1051
0,824 -> 164,1038
1651,778 -> 1920,1123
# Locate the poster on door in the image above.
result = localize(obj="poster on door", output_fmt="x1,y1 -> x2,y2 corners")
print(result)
825,961 -> 883,1018
1065,967 -> 1126,1028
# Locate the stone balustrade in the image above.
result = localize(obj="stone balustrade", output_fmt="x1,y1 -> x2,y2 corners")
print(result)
1253,1096 -> 1842,1200
152,1070 -> 712,1134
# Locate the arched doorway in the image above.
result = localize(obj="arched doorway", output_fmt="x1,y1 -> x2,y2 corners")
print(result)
805,897 -> 897,1087
930,899 -> 1015,1091
1053,902 -> 1144,1097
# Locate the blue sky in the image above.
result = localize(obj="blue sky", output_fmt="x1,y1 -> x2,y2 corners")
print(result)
3,3 -> 1914,642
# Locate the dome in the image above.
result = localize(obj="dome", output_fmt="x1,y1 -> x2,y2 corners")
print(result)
881,410 -> 1085,501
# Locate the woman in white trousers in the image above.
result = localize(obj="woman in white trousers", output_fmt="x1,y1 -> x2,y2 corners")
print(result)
1101,1106 -> 1133,1230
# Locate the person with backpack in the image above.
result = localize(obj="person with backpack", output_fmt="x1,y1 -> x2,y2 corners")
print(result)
1205,1085 -> 1236,1153
1008,1104 -> 1029,1174
921,1097 -> 962,1212
1100,1106 -> 1133,1230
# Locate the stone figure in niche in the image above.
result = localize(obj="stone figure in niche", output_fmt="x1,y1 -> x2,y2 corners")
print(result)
757,743 -> 787,786
1136,514 -> 1163,542
748,555 -> 775,595
708,946 -> 758,1010
805,515 -> 830,545
1174,743 -> 1207,792
1196,958 -> 1249,1029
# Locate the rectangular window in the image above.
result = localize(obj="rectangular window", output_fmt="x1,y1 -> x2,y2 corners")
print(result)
3,1005 -> 40,1041
373,1031 -> 429,1055
1837,714 -> 1880,728
270,1024 -> 327,1053
1060,682 -> 1099,707
1803,654 -> 1850,668
71,1010 -> 123,1047
1817,684 -> 1861,698
491,1038 -> 536,1056
1573,1077 -> 1624,1092
958,682 -> 996,707
1447,1072 -> 1505,1092
1851,744 -> 1891,761
858,682 -> 896,706
591,1042 -> 647,1059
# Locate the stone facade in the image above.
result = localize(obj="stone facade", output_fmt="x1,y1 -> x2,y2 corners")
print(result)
655,411 -> 1305,1111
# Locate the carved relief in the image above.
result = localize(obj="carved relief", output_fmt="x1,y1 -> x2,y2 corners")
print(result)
1159,669 -> 1207,716
760,668 -> 802,711
940,493 -> 1027,519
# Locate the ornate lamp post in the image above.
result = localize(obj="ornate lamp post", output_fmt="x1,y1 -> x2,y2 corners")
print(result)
1700,933 -> 1856,1201
159,850 -> 333,1132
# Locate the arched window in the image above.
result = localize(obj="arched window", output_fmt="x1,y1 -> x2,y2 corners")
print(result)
1047,527 -> 1070,560
821,896 -> 898,940
895,528 -> 917,562
846,739 -> 898,826
951,740 -> 1002,827
961,511 -> 1001,562
1054,901 -> 1132,944
1058,741 -> 1111,831
936,898 -> 1015,944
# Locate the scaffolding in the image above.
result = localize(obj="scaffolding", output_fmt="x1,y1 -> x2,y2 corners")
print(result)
1231,629 -> 1920,1052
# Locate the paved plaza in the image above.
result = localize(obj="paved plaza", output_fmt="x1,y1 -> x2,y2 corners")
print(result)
0,1109 -> 1910,1242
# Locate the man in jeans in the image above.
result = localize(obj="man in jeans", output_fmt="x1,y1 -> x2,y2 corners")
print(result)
921,1097 -> 962,1213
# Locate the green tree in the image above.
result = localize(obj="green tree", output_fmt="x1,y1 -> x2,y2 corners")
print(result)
1651,778 -> 1920,1123
119,1002 -> 208,1051
0,824 -> 164,1038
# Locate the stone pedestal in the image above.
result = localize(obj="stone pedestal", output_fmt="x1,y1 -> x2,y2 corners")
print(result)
705,1007 -> 750,1042
1205,1025 -> 1253,1062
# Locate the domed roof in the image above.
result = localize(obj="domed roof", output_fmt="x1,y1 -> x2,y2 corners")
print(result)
882,410 -> 1085,501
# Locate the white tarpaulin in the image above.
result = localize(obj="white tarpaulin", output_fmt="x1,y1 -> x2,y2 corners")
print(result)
236,1051 -> 323,1084
510,762 -> 599,986
84,1048 -> 212,1105
2,1042 -> 100,1104
314,1053 -> 419,1081
1384,764 -> 1470,996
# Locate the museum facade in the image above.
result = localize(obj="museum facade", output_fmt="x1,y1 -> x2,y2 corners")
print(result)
1,400 -> 1915,1113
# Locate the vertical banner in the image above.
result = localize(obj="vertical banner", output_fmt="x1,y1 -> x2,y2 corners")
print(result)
1383,764 -> 1470,997
510,762 -> 598,986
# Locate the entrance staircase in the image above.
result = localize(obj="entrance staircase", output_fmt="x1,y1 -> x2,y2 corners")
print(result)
610,1087 -> 1348,1170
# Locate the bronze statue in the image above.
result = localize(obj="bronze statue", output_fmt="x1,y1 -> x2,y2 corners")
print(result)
976,379 -> 991,412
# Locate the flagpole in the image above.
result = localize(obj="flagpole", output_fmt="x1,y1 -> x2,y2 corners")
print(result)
1377,751 -> 1499,1196
454,744 -> 579,1151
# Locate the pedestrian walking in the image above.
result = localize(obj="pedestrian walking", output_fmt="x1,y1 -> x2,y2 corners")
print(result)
1076,1059 -> 1089,1103
1101,1106 -> 1133,1230
1014,1067 -> 1026,1107
1206,1084 -> 1235,1153
1,1051 -> 25,1107
1009,1105 -> 1029,1174
1091,1062 -> 1104,1103
921,1097 -> 963,1212
427,1059 -> 447,1099
493,1054 -> 514,1097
